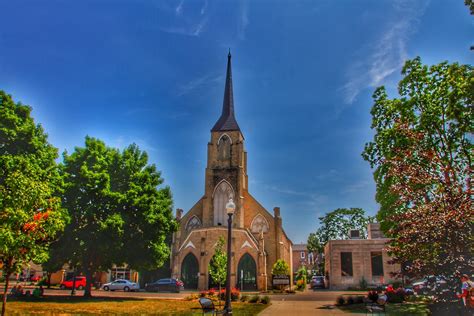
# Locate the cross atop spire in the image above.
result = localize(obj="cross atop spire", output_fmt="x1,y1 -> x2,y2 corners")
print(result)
211,52 -> 241,132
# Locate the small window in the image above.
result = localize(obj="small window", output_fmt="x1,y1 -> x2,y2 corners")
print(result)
300,251 -> 305,259
371,252 -> 384,276
341,252 -> 353,277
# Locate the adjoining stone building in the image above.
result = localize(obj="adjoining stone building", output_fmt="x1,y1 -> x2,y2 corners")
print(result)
292,244 -> 311,274
324,223 -> 400,290
170,53 -> 293,291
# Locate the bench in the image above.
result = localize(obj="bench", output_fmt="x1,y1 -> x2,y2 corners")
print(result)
199,297 -> 225,315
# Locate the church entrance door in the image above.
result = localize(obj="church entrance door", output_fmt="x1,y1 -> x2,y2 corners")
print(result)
181,253 -> 199,290
237,253 -> 257,291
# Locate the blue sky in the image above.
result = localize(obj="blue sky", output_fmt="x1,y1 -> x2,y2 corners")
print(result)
0,0 -> 472,243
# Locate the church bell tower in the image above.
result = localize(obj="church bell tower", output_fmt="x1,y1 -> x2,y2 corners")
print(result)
202,52 -> 248,229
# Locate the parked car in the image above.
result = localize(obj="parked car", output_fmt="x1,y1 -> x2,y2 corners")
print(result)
145,278 -> 183,293
310,276 -> 325,289
30,275 -> 42,282
60,276 -> 87,290
412,276 -> 448,295
101,279 -> 140,292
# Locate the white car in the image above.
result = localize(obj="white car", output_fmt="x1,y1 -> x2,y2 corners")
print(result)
101,279 -> 140,292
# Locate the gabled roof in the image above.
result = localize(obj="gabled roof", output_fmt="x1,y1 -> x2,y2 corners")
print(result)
211,52 -> 241,132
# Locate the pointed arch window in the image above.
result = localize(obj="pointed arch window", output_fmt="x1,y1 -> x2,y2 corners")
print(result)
217,134 -> 231,161
250,214 -> 269,233
185,215 -> 202,232
213,180 -> 234,226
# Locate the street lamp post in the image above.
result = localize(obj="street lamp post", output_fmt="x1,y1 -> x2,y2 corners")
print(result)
224,198 -> 236,315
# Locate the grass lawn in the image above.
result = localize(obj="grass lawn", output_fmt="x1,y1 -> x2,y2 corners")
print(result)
2,296 -> 269,315
337,301 -> 431,315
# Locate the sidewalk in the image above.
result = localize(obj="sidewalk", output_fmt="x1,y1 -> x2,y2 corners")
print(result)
259,300 -> 346,316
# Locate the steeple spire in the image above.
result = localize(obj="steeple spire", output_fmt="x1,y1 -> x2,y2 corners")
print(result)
211,52 -> 241,132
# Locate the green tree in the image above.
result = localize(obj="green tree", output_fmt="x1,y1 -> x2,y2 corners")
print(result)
271,259 -> 289,275
53,137 -> 177,297
314,208 -> 373,245
362,57 -> 473,291
0,91 -> 68,316
208,236 -> 227,304
307,233 -> 322,254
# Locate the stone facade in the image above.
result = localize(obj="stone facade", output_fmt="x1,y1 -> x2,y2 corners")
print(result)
324,223 -> 400,290
170,54 -> 293,291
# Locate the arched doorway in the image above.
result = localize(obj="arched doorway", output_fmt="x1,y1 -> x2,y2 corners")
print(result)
181,253 -> 199,290
237,253 -> 257,291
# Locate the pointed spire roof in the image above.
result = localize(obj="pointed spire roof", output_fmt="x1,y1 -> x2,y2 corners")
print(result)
211,52 -> 241,132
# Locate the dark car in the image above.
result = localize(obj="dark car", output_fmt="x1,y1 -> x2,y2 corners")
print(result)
310,276 -> 325,289
145,278 -> 183,293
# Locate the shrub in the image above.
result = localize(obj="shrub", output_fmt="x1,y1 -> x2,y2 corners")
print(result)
208,289 -> 216,296
354,296 -> 364,304
185,294 -> 199,301
296,279 -> 306,291
359,277 -> 368,290
240,295 -> 249,302
387,291 -> 403,303
367,290 -> 378,303
37,277 -> 48,286
336,296 -> 345,305
386,288 -> 406,303
249,295 -> 260,303
346,296 -> 355,305
231,288 -> 240,301
260,295 -> 271,304
199,291 -> 207,298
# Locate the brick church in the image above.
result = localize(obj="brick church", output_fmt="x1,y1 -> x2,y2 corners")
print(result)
170,53 -> 293,291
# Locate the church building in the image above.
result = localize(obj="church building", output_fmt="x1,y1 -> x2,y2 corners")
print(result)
170,53 -> 293,291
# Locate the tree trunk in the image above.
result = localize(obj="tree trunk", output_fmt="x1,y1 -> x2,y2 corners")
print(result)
2,273 -> 11,316
47,273 -> 52,289
83,269 -> 93,298
218,284 -> 221,307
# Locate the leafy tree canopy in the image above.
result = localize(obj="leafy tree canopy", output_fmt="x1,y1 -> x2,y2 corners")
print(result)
313,208 -> 373,247
0,91 -> 68,315
307,233 -> 322,254
51,136 -> 177,296
362,57 -> 473,290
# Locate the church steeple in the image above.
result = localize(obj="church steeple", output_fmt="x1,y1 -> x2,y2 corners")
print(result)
211,52 -> 241,132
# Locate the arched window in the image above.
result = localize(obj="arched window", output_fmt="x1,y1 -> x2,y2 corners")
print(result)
217,134 -> 231,161
213,180 -> 234,226
250,214 -> 269,233
185,216 -> 202,232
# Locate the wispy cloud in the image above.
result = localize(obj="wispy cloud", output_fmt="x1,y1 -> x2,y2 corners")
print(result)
238,0 -> 249,40
341,0 -> 430,104
200,0 -> 208,15
159,0 -> 208,37
175,0 -> 184,16
342,180 -> 370,194
177,73 -> 223,96
160,17 -> 208,37
262,183 -> 328,207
